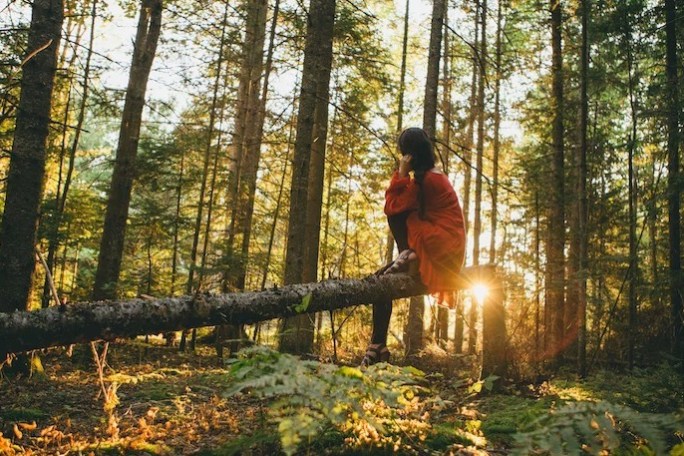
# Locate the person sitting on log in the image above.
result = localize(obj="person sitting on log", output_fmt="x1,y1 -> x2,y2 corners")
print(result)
362,127 -> 466,366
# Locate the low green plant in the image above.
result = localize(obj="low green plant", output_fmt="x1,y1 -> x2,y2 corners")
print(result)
512,400 -> 684,455
225,346 -> 437,455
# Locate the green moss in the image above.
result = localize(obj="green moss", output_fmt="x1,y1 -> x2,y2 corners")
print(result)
425,421 -> 474,449
0,407 -> 49,421
478,394 -> 556,446
198,430 -> 280,456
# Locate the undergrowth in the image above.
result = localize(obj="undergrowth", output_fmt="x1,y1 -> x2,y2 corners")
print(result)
225,345 -> 471,455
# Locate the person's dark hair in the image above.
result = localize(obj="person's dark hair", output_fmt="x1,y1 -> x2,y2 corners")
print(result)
398,127 -> 436,219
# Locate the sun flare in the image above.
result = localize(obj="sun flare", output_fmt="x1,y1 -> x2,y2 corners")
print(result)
471,284 -> 489,305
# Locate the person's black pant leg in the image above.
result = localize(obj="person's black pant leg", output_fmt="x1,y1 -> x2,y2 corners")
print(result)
371,211 -> 411,345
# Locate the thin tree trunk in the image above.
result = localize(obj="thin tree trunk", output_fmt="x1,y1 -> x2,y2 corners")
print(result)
462,0 -> 480,236
547,0 -> 565,362
0,0 -> 64,313
186,3 -> 228,297
664,0 -> 682,362
260,79 -> 299,291
422,0 -> 446,138
197,112 -> 225,291
92,0 -> 162,300
385,0 -> 411,265
469,0 -> 487,355
405,0 -> 446,358
170,152 -> 185,296
489,0 -> 502,264
623,4 -> 638,370
321,120 -> 335,278
472,0 -> 486,268
279,0 -> 336,354
233,0 -> 269,290
577,0 -> 589,376
436,10 -> 451,347
179,3 -> 227,352
43,0 -> 98,308
535,191 -> 541,362
648,157 -> 658,310
42,78 -> 73,308
453,294 -> 464,353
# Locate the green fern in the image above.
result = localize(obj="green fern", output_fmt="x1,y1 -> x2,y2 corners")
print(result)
512,400 -> 684,455
225,346 -> 433,455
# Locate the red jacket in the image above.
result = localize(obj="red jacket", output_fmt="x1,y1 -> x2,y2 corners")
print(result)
385,170 -> 466,293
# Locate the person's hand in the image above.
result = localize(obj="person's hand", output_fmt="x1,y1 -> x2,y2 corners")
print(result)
398,155 -> 412,177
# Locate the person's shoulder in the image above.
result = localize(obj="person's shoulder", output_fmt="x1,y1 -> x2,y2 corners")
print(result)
426,169 -> 449,183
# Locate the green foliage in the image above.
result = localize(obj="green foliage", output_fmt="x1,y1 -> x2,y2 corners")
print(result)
294,292 -> 312,313
550,363 -> 684,413
226,346 -> 435,455
0,408 -> 49,421
479,394 -> 557,446
512,401 -> 684,455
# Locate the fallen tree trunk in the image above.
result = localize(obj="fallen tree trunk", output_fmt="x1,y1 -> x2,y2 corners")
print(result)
1,273 -> 426,354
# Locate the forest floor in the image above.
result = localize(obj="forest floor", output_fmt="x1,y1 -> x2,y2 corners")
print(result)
0,337 -> 682,455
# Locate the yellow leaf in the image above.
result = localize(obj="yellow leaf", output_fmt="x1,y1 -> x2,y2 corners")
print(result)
18,421 -> 37,431
12,424 -> 22,440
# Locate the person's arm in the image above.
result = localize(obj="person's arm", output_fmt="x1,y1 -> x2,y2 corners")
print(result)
385,170 -> 417,215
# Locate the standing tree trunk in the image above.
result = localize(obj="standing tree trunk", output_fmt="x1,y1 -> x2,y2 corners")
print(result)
436,9 -> 451,347
0,0 -> 63,312
577,0 -> 589,376
279,0 -> 336,354
422,0 -> 446,139
621,2 -> 638,370
462,0 -> 480,236
404,0 -> 446,358
230,0 -> 269,291
385,0 -> 411,265
92,0 -> 162,300
180,4 -> 229,352
534,191 -> 542,362
237,0 -> 278,291
469,0 -> 487,355
261,79 -> 299,290
546,0 -> 566,362
489,0 -> 502,264
664,0 -> 682,362
42,0 -> 98,308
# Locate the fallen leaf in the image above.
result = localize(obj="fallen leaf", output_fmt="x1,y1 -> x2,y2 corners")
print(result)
18,421 -> 37,431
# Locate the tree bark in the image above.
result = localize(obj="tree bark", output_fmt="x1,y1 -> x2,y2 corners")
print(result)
546,0 -> 565,362
489,0 -> 502,264
622,2 -> 638,370
436,10 -> 451,347
385,0 -> 412,265
236,0 -> 277,290
92,0 -> 162,300
0,0 -> 63,313
404,0 -> 446,357
279,0 -> 336,354
230,0 -> 269,291
422,0 -> 446,139
480,265 -> 506,382
1,273 -> 429,355
462,0 -> 480,236
469,0 -> 487,355
577,0 -> 589,376
43,0 -> 98,308
472,0 -> 487,269
664,0 -> 682,362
